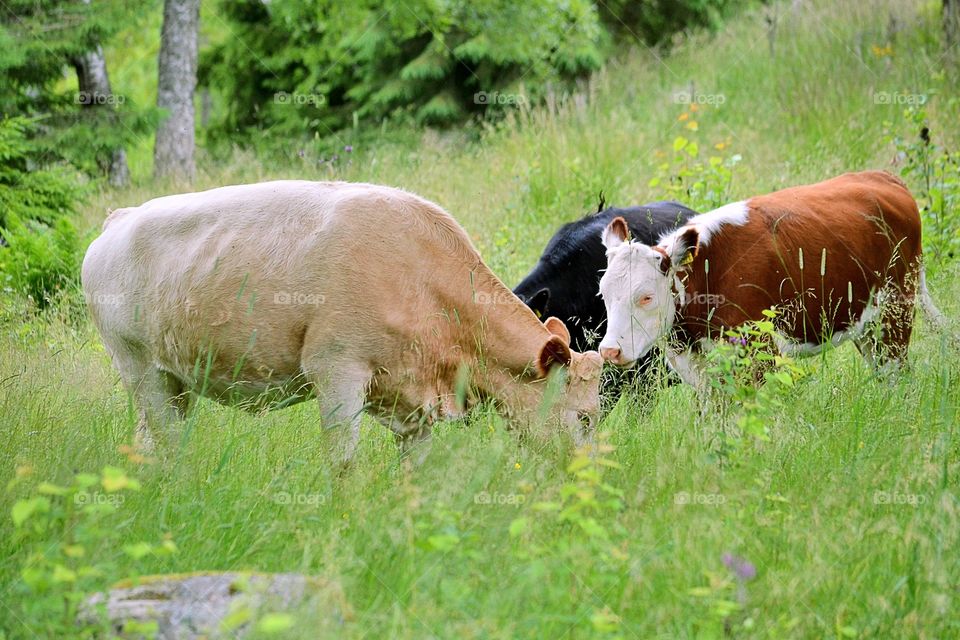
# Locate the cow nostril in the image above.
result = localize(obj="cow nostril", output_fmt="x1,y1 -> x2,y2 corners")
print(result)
600,347 -> 621,362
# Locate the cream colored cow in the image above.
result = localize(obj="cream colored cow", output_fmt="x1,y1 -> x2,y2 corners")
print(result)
82,181 -> 603,461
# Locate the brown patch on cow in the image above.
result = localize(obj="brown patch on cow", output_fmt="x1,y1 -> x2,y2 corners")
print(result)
675,170 -> 921,363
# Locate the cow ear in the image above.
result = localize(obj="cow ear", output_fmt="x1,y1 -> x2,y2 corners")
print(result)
536,335 -> 572,377
528,288 -> 550,317
665,226 -> 700,268
543,316 -> 571,345
601,216 -> 630,250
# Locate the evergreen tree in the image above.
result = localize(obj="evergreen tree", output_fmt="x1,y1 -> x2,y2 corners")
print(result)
0,0 -> 154,182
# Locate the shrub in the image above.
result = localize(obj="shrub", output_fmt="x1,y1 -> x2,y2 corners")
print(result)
0,117 -> 84,308
202,0 -> 737,150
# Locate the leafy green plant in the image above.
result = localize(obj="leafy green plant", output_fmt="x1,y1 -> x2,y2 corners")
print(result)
889,106 -> 960,265
0,117 -> 84,308
647,105 -> 742,211
703,310 -> 808,445
8,463 -> 175,637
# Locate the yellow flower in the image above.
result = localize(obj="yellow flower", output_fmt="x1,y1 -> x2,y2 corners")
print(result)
689,103 -> 699,112
714,142 -> 726,150
514,462 -> 521,470
677,112 -> 689,122
685,121 -> 699,131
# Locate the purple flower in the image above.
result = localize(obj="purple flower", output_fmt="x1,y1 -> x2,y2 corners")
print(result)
722,553 -> 756,581
344,145 -> 353,152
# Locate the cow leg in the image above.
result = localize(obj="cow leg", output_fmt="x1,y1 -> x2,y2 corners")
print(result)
307,362 -> 370,467
877,289 -> 915,369
107,340 -> 187,452
857,288 -> 914,373
666,346 -> 713,416
666,346 -> 706,389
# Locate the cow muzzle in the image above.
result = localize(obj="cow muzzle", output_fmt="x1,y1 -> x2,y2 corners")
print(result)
600,346 -> 628,366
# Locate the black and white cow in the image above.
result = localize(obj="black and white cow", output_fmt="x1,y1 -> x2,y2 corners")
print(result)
514,201 -> 697,353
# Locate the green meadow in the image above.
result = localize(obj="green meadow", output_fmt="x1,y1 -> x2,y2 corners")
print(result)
2,0 -> 959,637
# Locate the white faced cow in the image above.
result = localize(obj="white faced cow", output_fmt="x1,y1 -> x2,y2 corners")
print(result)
598,171 -> 940,385
82,181 -> 603,462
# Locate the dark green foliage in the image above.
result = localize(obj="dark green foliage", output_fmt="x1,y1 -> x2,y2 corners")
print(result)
204,0 -> 730,148
203,0 -> 737,149
0,0 -> 156,179
597,0 -> 738,46
0,117 -> 83,308
204,0 -> 605,140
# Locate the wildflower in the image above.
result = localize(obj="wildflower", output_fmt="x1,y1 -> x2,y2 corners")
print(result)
344,145 -> 353,152
678,112 -> 689,122
722,553 -> 757,581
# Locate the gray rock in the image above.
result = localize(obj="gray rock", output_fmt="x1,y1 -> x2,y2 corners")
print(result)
79,571 -> 347,638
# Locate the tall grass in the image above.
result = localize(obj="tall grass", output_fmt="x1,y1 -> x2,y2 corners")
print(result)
3,0 -> 959,637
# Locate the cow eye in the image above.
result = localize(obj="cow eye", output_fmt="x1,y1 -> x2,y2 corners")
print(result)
636,294 -> 654,307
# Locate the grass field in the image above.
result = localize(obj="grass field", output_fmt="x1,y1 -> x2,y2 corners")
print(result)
3,0 -> 960,637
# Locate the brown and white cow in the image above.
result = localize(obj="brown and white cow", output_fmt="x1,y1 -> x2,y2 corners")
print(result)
597,171 -> 940,384
82,181 -> 603,461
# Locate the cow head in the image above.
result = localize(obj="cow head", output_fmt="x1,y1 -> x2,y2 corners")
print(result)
598,217 -> 699,365
535,316 -> 603,439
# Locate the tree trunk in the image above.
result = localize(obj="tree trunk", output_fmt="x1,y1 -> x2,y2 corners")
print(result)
947,0 -> 960,49
73,45 -> 130,187
154,0 -> 200,181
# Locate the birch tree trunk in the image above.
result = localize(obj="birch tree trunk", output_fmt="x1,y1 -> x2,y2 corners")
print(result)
154,0 -> 200,181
